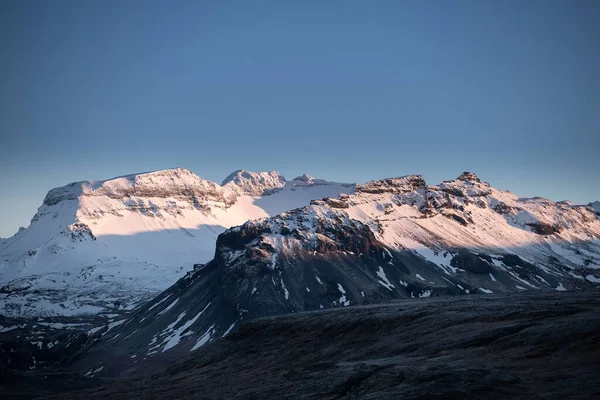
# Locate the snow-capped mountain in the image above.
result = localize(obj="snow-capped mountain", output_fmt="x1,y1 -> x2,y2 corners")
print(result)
0,168 -> 354,317
73,172 -> 600,377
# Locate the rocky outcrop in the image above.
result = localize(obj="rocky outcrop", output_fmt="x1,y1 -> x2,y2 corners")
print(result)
526,222 -> 561,235
356,175 -> 427,194
456,171 -> 482,183
63,223 -> 96,242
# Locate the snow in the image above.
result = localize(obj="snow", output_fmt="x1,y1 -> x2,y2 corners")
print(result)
85,365 -> 104,376
105,319 -> 125,333
416,274 -> 426,282
413,246 -> 458,275
87,326 -> 104,336
191,325 -> 216,351
555,282 -> 567,291
157,299 -> 179,316
337,283 -> 350,306
376,267 -> 395,291
546,240 -> 585,266
0,324 -> 26,333
148,295 -> 171,311
383,248 -> 393,259
161,303 -> 210,352
280,279 -> 290,300
479,288 -> 493,294
269,253 -> 278,270
222,321 -> 237,337
585,274 -> 600,283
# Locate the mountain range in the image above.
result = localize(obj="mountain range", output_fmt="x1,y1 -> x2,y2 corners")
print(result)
0,168 -> 353,317
1,168 -> 599,381
36,170 -> 598,378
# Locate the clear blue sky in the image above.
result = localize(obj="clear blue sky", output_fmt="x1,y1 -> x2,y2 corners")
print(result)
1,0 -> 599,237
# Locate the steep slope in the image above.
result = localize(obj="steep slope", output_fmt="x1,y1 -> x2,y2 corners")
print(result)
0,168 -> 354,317
70,172 -> 600,377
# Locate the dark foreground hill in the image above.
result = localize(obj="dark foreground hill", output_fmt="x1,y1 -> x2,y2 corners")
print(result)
33,290 -> 600,399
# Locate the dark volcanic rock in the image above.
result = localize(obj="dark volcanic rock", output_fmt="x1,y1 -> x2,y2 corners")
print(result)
526,222 -> 561,235
451,251 -> 492,274
356,175 -> 427,194
456,171 -> 482,183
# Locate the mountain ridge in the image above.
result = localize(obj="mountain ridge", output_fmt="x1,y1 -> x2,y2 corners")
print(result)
0,168 -> 354,317
66,171 -> 600,377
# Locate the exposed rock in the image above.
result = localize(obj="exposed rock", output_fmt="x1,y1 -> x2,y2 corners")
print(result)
63,223 -> 96,242
493,202 -> 515,215
441,186 -> 466,197
311,197 -> 349,209
456,171 -> 481,183
356,175 -> 427,194
526,222 -> 561,235
450,251 -> 492,274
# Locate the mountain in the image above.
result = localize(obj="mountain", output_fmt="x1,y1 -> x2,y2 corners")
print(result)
0,168 -> 354,317
589,201 -> 600,213
69,172 -> 600,377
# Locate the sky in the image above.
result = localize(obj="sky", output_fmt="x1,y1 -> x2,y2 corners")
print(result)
0,0 -> 599,237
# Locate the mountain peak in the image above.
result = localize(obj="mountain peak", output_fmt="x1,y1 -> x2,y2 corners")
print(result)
221,170 -> 286,195
293,173 -> 314,182
42,168 -> 222,207
456,172 -> 481,183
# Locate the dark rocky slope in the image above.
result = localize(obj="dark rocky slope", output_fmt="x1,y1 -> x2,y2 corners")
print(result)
43,291 -> 600,400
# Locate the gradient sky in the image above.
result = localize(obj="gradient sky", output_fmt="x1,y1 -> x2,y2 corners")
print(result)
1,0 -> 599,237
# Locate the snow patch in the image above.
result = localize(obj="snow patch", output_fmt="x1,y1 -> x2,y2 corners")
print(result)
555,282 -> 567,291
337,283 -> 350,306
376,267 -> 395,291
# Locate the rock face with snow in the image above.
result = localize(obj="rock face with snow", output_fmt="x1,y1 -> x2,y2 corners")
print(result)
73,172 -> 600,377
221,170 -> 287,196
0,168 -> 354,317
